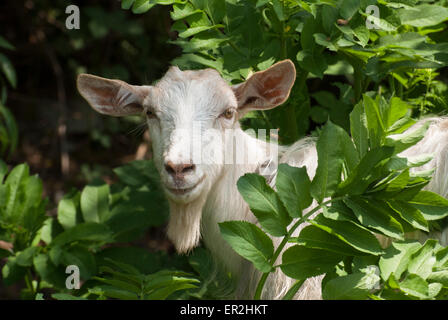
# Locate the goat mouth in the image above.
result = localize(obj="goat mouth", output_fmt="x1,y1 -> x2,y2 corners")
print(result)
167,175 -> 205,196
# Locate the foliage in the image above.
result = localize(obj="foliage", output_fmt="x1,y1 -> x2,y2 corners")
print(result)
0,35 -> 18,158
221,94 -> 448,300
0,159 -> 233,300
121,0 -> 448,143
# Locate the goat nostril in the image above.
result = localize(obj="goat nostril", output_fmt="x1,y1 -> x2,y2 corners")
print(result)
182,164 -> 195,173
165,161 -> 176,175
165,161 -> 195,176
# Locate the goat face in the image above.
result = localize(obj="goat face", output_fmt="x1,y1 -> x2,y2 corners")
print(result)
77,60 -> 296,206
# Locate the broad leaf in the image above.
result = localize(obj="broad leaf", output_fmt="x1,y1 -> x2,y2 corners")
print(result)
408,191 -> 448,220
344,197 -> 404,239
379,240 -> 421,281
280,245 -> 342,280
219,221 -> 274,273
237,173 -> 291,236
293,225 -> 363,256
80,183 -> 110,223
310,121 -> 345,202
322,270 -> 380,300
311,215 -> 383,255
276,164 -> 312,218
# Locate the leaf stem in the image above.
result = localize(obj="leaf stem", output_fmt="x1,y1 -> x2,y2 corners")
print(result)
25,270 -> 35,295
253,198 -> 337,299
282,279 -> 306,300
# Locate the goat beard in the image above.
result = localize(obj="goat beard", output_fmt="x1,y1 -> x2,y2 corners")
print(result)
166,197 -> 207,254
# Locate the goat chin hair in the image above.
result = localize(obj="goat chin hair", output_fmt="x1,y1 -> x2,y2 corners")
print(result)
167,116 -> 448,300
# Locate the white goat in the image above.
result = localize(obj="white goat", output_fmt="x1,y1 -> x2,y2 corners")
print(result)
77,60 -> 448,300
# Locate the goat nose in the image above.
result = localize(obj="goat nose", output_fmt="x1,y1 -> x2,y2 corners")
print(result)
165,161 -> 196,176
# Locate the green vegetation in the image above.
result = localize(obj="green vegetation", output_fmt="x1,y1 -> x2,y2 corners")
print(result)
1,0 -> 448,300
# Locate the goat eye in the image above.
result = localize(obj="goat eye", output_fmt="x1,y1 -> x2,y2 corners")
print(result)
146,109 -> 156,119
222,108 -> 235,120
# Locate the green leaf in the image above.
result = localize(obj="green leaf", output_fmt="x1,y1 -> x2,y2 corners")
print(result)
364,94 -> 385,148
0,53 -> 17,88
2,257 -> 26,285
80,183 -> 110,223
33,254 -> 66,288
350,101 -> 368,158
311,215 -> 383,255
379,240 -> 421,281
407,240 -> 437,280
408,191 -> 448,220
427,270 -> 448,287
385,121 -> 429,153
272,0 -> 285,21
103,258 -> 142,276
398,5 -> 448,27
280,245 -> 342,280
51,222 -> 114,247
61,246 -> 97,280
145,281 -> 198,299
386,97 -> 411,130
89,285 -> 139,299
132,0 -> 156,14
0,104 -> 18,156
297,50 -> 327,79
310,121 -> 346,202
40,218 -> 63,245
143,270 -> 199,299
121,0 -> 136,9
385,154 -> 433,172
344,197 -> 404,239
0,159 -> 7,183
293,225 -> 363,256
16,247 -> 39,267
237,173 -> 291,236
175,24 -> 222,38
113,160 -> 160,188
93,277 -> 141,293
388,200 -> 428,232
322,270 -> 380,300
219,221 -> 274,273
435,247 -> 448,269
337,146 -> 394,195
4,163 -> 29,219
58,190 -> 81,230
171,3 -> 203,20
399,274 -> 429,298
339,0 -> 360,20
52,293 -> 87,300
276,164 -> 312,218
323,201 -> 357,222
0,36 -> 15,50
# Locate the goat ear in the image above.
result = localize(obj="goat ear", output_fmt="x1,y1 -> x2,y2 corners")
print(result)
232,60 -> 296,114
77,74 -> 150,116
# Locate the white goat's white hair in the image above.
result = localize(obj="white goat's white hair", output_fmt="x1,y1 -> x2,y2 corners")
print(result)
77,62 -> 448,300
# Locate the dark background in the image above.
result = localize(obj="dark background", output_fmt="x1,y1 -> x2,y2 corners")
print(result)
0,0 -> 180,206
